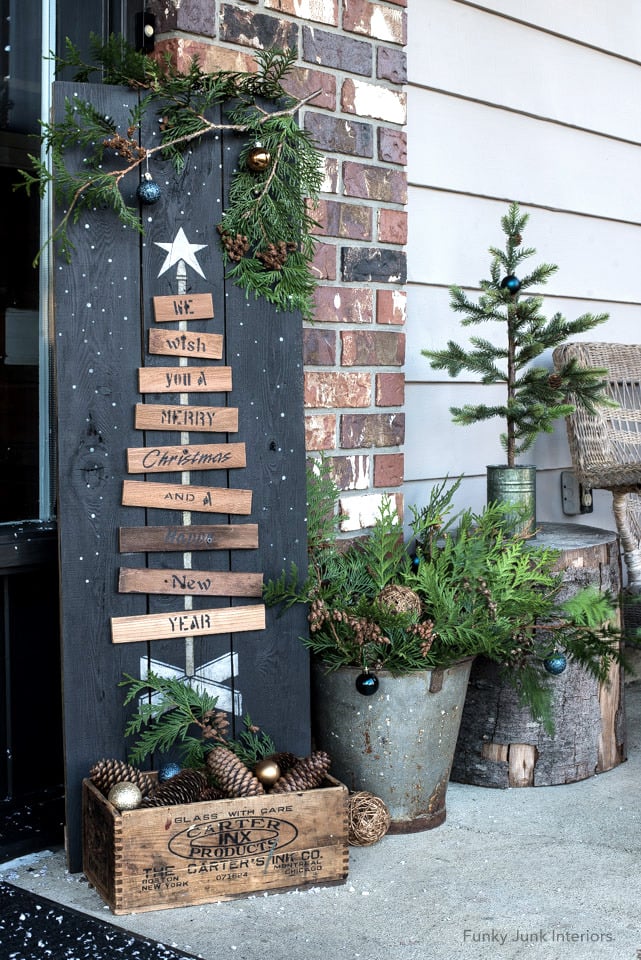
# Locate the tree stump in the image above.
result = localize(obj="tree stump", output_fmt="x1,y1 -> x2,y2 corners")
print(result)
451,523 -> 626,787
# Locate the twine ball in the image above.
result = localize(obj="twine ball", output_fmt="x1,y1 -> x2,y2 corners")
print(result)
347,791 -> 391,846
377,584 -> 422,616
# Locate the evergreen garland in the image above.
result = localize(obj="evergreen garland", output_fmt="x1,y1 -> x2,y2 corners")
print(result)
18,37 -> 323,320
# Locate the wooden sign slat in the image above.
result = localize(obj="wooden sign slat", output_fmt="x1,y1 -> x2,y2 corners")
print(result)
148,328 -> 223,360
118,567 -> 263,597
127,442 -> 246,474
153,293 -> 214,322
111,603 -> 265,644
134,403 -> 238,433
119,524 -> 259,552
122,480 -> 252,514
138,367 -> 232,394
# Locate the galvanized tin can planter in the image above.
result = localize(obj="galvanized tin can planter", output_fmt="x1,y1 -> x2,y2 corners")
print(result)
486,464 -> 536,536
311,657 -> 474,833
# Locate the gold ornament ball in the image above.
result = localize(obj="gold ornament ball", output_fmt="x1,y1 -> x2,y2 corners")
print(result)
254,758 -> 281,787
108,781 -> 143,811
246,144 -> 271,172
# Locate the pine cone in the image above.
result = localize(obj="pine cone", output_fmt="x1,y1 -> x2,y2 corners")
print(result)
255,241 -> 289,271
268,751 -> 298,774
270,751 -> 331,793
198,785 -> 228,802
206,746 -> 265,797
548,373 -> 563,390
90,758 -> 154,798
140,769 -> 208,807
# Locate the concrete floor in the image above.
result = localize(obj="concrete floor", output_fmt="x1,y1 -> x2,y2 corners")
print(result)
2,683 -> 640,960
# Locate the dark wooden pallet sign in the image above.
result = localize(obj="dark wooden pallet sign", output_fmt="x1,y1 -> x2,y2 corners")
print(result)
111,603 -> 266,644
138,367 -> 232,394
122,480 -> 252,514
134,403 -> 238,433
152,293 -> 214,322
127,442 -> 246,474
148,328 -> 223,360
118,567 -> 263,597
119,524 -> 259,553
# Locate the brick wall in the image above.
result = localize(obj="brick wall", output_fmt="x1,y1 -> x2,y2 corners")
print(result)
149,0 -> 408,530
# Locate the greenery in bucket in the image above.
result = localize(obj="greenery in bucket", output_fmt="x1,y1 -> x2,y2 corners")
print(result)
264,458 -> 623,730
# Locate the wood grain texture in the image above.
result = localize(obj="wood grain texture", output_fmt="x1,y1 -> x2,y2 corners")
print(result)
119,524 -> 259,552
152,292 -> 214,322
148,328 -> 223,359
111,604 -> 266,643
134,403 -> 238,433
118,567 -> 263,597
122,480 -> 251,514
126,442 -> 245,474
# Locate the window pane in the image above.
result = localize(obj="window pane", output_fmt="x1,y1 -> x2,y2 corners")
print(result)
0,0 -> 43,520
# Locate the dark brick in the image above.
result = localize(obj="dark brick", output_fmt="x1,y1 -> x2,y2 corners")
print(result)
219,4 -> 298,49
378,128 -> 407,165
328,455 -> 370,490
302,26 -> 372,76
313,200 -> 372,240
340,413 -> 405,448
342,247 -> 407,284
304,113 -> 373,157
341,330 -> 405,366
343,161 -> 407,202
377,47 -> 407,84
303,327 -> 336,365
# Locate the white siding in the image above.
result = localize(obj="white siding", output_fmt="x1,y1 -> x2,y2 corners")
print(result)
406,0 -> 641,536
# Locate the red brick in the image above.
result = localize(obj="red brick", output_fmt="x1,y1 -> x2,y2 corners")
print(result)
377,289 -> 406,325
376,372 -> 405,406
310,242 -> 338,281
340,413 -> 405,447
305,414 -> 336,451
156,39 -> 257,74
304,328 -> 337,365
341,331 -> 405,366
374,453 -> 404,487
378,208 -> 407,244
305,372 -> 371,408
343,161 -> 407,203
313,286 -> 374,324
313,199 -> 372,240
343,0 -> 407,43
283,66 -> 336,110
378,128 -> 407,165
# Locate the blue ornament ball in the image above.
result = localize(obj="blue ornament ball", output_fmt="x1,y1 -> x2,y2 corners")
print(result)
544,653 -> 567,675
158,762 -> 182,781
355,672 -> 379,696
501,274 -> 521,294
137,176 -> 162,205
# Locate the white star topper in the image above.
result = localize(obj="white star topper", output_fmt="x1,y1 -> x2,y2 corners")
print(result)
155,227 -> 208,279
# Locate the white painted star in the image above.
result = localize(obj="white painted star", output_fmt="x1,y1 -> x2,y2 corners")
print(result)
155,227 -> 208,279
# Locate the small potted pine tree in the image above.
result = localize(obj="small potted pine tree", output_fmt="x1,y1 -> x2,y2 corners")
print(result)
422,201 -> 612,534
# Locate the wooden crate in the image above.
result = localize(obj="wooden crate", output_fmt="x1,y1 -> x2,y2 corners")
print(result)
82,776 -> 349,914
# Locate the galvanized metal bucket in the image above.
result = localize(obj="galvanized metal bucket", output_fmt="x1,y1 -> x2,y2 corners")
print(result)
311,658 -> 474,832
486,464 -> 537,536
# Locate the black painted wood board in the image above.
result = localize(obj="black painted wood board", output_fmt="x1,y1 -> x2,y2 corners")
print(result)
53,82 -> 310,873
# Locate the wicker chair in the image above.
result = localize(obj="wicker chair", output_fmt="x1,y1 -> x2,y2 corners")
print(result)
552,342 -> 641,590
